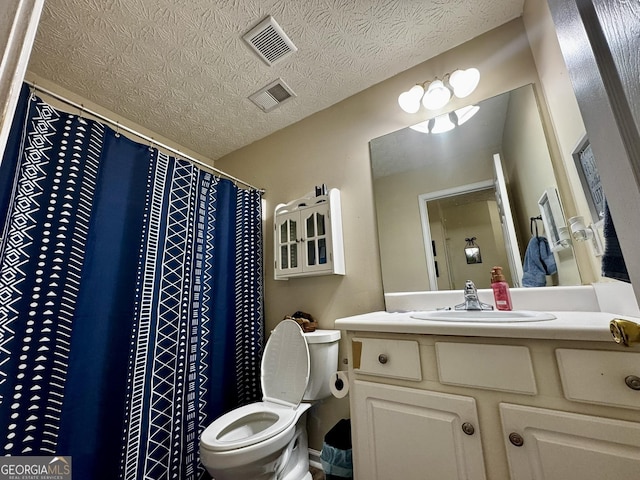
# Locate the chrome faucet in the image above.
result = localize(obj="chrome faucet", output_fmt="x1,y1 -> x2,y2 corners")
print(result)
454,280 -> 494,311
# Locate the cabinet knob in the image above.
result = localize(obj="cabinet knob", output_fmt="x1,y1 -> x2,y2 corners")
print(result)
461,422 -> 475,435
509,432 -> 524,447
378,354 -> 388,364
610,318 -> 640,347
625,375 -> 640,391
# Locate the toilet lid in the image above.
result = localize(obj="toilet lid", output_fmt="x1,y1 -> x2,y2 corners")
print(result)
261,320 -> 310,407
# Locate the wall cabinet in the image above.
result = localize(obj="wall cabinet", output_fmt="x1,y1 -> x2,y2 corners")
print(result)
274,188 -> 344,279
346,333 -> 640,480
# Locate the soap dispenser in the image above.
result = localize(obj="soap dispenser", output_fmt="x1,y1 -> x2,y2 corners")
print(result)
491,266 -> 513,311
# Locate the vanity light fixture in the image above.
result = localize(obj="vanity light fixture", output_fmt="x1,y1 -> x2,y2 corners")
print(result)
398,68 -> 480,114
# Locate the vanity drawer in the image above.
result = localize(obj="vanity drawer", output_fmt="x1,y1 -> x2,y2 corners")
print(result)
556,348 -> 640,410
352,337 -> 421,381
436,342 -> 537,394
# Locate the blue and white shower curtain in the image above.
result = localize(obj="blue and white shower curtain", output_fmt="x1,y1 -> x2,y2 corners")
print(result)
0,86 -> 264,479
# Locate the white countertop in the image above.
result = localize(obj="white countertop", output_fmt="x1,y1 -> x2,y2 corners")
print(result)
334,310 -> 638,342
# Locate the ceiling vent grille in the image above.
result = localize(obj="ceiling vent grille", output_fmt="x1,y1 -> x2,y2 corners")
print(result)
243,16 -> 297,66
249,78 -> 296,112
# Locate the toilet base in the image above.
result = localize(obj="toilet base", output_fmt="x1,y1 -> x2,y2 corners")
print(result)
202,418 -> 312,480
278,421 -> 311,480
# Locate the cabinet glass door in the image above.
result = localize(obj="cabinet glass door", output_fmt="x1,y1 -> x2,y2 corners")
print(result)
303,207 -> 331,272
276,212 -> 301,274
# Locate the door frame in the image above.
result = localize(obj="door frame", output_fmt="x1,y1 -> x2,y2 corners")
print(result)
418,180 -> 495,291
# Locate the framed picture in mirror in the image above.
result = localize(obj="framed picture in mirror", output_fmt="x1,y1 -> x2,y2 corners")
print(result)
464,237 -> 482,264
465,247 -> 482,264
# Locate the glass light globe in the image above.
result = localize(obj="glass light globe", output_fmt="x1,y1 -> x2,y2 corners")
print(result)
409,120 -> 430,133
449,68 -> 480,98
422,80 -> 451,110
455,105 -> 480,125
398,85 -> 424,113
431,113 -> 455,134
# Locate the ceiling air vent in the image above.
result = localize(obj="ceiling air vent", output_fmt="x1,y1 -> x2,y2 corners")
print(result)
243,16 -> 297,66
249,78 -> 296,113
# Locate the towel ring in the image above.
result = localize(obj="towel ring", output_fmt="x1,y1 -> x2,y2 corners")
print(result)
530,216 -> 542,238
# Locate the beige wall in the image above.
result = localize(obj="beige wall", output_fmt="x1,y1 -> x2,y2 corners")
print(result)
439,199 -> 510,290
501,82 -> 581,286
523,0 -> 601,283
215,17 -> 564,448
502,85 -> 556,242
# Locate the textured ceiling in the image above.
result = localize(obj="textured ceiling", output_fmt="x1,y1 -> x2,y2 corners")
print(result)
28,0 -> 524,162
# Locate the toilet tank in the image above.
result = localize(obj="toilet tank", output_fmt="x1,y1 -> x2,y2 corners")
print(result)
302,329 -> 341,401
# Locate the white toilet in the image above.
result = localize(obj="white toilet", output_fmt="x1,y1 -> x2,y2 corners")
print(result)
199,319 -> 341,480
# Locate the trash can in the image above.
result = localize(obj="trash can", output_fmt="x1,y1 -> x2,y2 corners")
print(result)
320,419 -> 352,479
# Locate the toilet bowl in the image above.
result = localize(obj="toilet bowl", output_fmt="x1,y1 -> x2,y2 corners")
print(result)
199,320 -> 340,480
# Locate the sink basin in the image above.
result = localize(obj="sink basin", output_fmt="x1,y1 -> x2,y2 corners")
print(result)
410,310 -> 556,323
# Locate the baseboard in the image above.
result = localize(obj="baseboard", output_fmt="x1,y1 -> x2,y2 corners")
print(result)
309,448 -> 322,469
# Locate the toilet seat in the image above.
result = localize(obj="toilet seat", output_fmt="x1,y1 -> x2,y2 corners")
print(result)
200,320 -> 310,452
200,402 -> 300,451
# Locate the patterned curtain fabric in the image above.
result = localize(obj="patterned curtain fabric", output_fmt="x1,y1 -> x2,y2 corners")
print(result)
0,86 -> 264,479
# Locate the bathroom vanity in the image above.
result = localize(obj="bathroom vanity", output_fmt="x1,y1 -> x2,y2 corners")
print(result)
335,286 -> 640,479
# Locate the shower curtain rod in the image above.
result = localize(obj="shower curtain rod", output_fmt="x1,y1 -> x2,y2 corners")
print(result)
26,81 -> 264,192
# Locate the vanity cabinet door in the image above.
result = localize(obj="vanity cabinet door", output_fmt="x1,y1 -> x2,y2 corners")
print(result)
352,380 -> 486,480
500,403 -> 640,480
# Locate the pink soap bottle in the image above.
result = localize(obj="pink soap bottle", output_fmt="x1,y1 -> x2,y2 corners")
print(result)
491,266 -> 513,311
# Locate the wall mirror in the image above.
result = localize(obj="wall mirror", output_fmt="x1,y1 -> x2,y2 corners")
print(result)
370,84 -> 582,293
